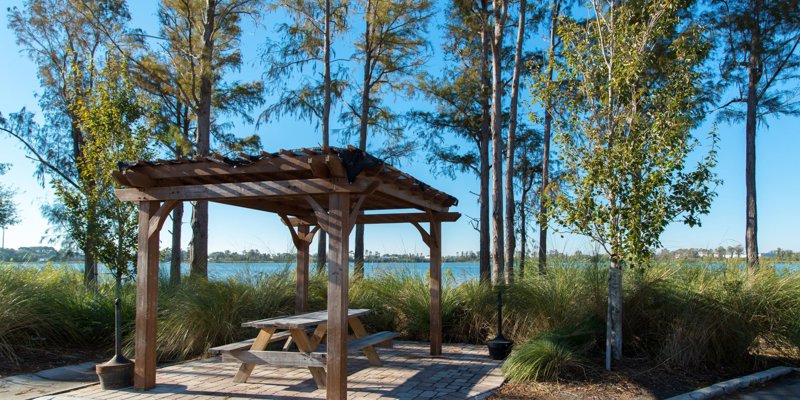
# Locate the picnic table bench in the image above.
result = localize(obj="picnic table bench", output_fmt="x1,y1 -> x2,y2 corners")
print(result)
210,308 -> 398,389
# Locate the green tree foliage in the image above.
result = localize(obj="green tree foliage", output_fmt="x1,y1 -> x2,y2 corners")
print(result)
514,127 -> 543,277
533,0 -> 571,275
708,0 -> 800,271
259,0 -> 349,273
346,0 -> 434,279
344,0 -> 433,160
53,58 -> 150,278
0,164 -> 20,249
260,0 -> 348,130
543,0 -> 719,369
6,0 -> 131,287
131,0 -> 264,280
413,0 -> 493,284
124,0 -> 264,284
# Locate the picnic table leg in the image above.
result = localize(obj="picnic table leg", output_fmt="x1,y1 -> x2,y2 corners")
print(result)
291,328 -> 327,389
348,317 -> 382,366
309,323 -> 327,349
233,328 -> 275,383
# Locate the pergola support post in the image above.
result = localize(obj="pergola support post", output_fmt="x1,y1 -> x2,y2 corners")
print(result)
429,218 -> 442,356
326,192 -> 351,400
280,214 -> 320,314
295,225 -> 310,313
134,201 -> 161,390
411,216 -> 443,356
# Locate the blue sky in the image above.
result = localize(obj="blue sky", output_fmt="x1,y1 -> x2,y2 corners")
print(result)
0,1 -> 798,256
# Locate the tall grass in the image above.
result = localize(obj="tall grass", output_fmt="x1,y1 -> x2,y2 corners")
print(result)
148,268 -> 296,360
3,261 -> 800,379
0,264 -> 127,365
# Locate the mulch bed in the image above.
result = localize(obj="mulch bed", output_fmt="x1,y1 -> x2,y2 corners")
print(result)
488,353 -> 800,400
0,347 -> 111,378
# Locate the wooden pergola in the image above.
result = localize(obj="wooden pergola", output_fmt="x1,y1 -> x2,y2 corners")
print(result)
113,146 -> 460,399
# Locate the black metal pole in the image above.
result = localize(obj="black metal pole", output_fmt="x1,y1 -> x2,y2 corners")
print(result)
115,270 -> 122,358
497,289 -> 503,338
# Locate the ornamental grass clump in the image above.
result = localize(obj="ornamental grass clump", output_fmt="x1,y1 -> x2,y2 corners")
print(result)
502,264 -> 606,342
0,264 -> 128,364
0,265 -> 43,365
351,269 -> 461,341
149,268 -> 296,361
623,264 -> 800,369
502,318 -> 601,382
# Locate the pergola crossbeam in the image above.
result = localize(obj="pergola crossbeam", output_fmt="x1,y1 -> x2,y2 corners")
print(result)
116,178 -> 373,202
286,211 -> 461,226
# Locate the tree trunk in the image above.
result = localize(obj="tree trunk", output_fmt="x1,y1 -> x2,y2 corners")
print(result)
354,224 -> 365,279
354,10 -> 372,281
317,0 -> 332,274
83,208 -> 98,289
190,0 -> 217,280
504,0 -> 526,284
480,129 -> 491,284
606,261 -> 623,370
479,0 -> 492,285
323,0 -> 331,149
490,0 -> 507,285
83,243 -> 98,289
519,167 -> 527,279
189,201 -> 208,279
745,0 -> 761,272
539,0 -> 560,276
539,113 -> 551,275
316,233 -> 327,273
170,202 -> 183,285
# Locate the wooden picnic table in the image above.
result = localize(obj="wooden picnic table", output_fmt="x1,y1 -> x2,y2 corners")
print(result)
210,308 -> 398,389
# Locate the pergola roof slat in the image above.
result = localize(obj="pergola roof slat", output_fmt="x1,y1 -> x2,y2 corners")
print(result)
115,147 -> 458,211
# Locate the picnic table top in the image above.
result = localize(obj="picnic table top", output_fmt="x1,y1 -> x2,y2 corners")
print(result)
242,308 -> 371,329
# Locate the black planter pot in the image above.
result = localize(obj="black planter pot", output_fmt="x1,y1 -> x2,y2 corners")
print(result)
96,355 -> 133,390
487,335 -> 513,360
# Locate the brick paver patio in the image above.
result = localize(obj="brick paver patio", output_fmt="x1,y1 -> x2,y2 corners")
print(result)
40,341 -> 504,400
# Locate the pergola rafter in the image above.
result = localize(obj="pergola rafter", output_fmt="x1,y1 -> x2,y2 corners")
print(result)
114,146 -> 459,399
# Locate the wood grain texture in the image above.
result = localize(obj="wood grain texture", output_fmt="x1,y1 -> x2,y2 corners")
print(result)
291,328 -> 327,389
295,224 -> 310,313
233,328 -> 276,383
347,331 -> 399,353
241,309 -> 369,329
208,330 -> 294,354
327,192 -> 350,400
429,218 -> 443,356
287,212 -> 460,226
116,179 -> 370,202
221,350 -> 326,367
134,201 -> 160,390
348,318 -> 382,366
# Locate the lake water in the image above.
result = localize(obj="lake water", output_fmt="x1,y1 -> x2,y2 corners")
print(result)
6,261 -> 483,284
7,261 -> 800,284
